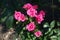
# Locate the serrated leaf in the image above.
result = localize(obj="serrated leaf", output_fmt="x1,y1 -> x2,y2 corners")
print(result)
6,16 -> 13,28
50,20 -> 55,28
43,22 -> 49,28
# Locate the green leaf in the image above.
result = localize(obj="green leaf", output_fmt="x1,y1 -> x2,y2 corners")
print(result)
51,38 -> 57,40
20,31 -> 23,35
21,35 -> 25,40
29,17 -> 32,22
50,36 -> 57,40
27,32 -> 30,39
33,37 -> 36,40
58,0 -> 60,2
45,28 -> 52,35
44,36 -> 47,40
39,37 -> 42,40
49,30 -> 53,36
26,38 -> 29,40
1,16 -> 7,22
23,27 -> 26,30
57,21 -> 60,26
43,22 -> 49,28
50,20 -> 55,28
58,35 -> 60,40
53,29 -> 60,36
6,15 -> 13,28
57,29 -> 60,36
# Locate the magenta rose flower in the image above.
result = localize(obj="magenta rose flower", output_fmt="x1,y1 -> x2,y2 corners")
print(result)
27,8 -> 37,17
35,10 -> 45,24
34,30 -> 42,37
39,10 -> 45,17
35,14 -> 44,24
14,11 -> 21,21
14,11 -> 26,22
23,3 -> 32,10
33,5 -> 38,9
20,13 -> 26,22
26,22 -> 36,31
23,3 -> 38,10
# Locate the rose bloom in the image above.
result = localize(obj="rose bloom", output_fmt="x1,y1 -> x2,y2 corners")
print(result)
27,8 -> 37,17
26,22 -> 36,31
14,11 -> 21,21
39,10 -> 45,17
35,14 -> 44,24
35,10 -> 45,24
34,30 -> 42,37
14,11 -> 26,22
20,13 -> 26,22
23,3 -> 32,10
33,5 -> 38,9
23,3 -> 38,10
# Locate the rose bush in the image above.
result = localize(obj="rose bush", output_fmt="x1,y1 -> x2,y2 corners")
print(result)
14,3 -> 45,38
0,1 -> 60,40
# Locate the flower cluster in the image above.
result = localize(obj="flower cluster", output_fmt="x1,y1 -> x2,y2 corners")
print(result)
26,22 -> 42,37
14,11 -> 26,22
14,3 -> 45,38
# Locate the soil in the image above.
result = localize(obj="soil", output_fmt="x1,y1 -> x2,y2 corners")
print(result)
0,24 -> 22,40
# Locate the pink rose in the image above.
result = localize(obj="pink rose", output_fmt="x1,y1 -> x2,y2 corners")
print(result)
26,22 -> 36,31
20,13 -> 26,22
14,11 -> 21,21
14,11 -> 26,22
27,8 -> 37,17
23,3 -> 32,10
39,10 -> 45,17
23,3 -> 38,10
35,10 -> 45,24
33,5 -> 38,9
34,30 -> 42,37
35,14 -> 44,24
